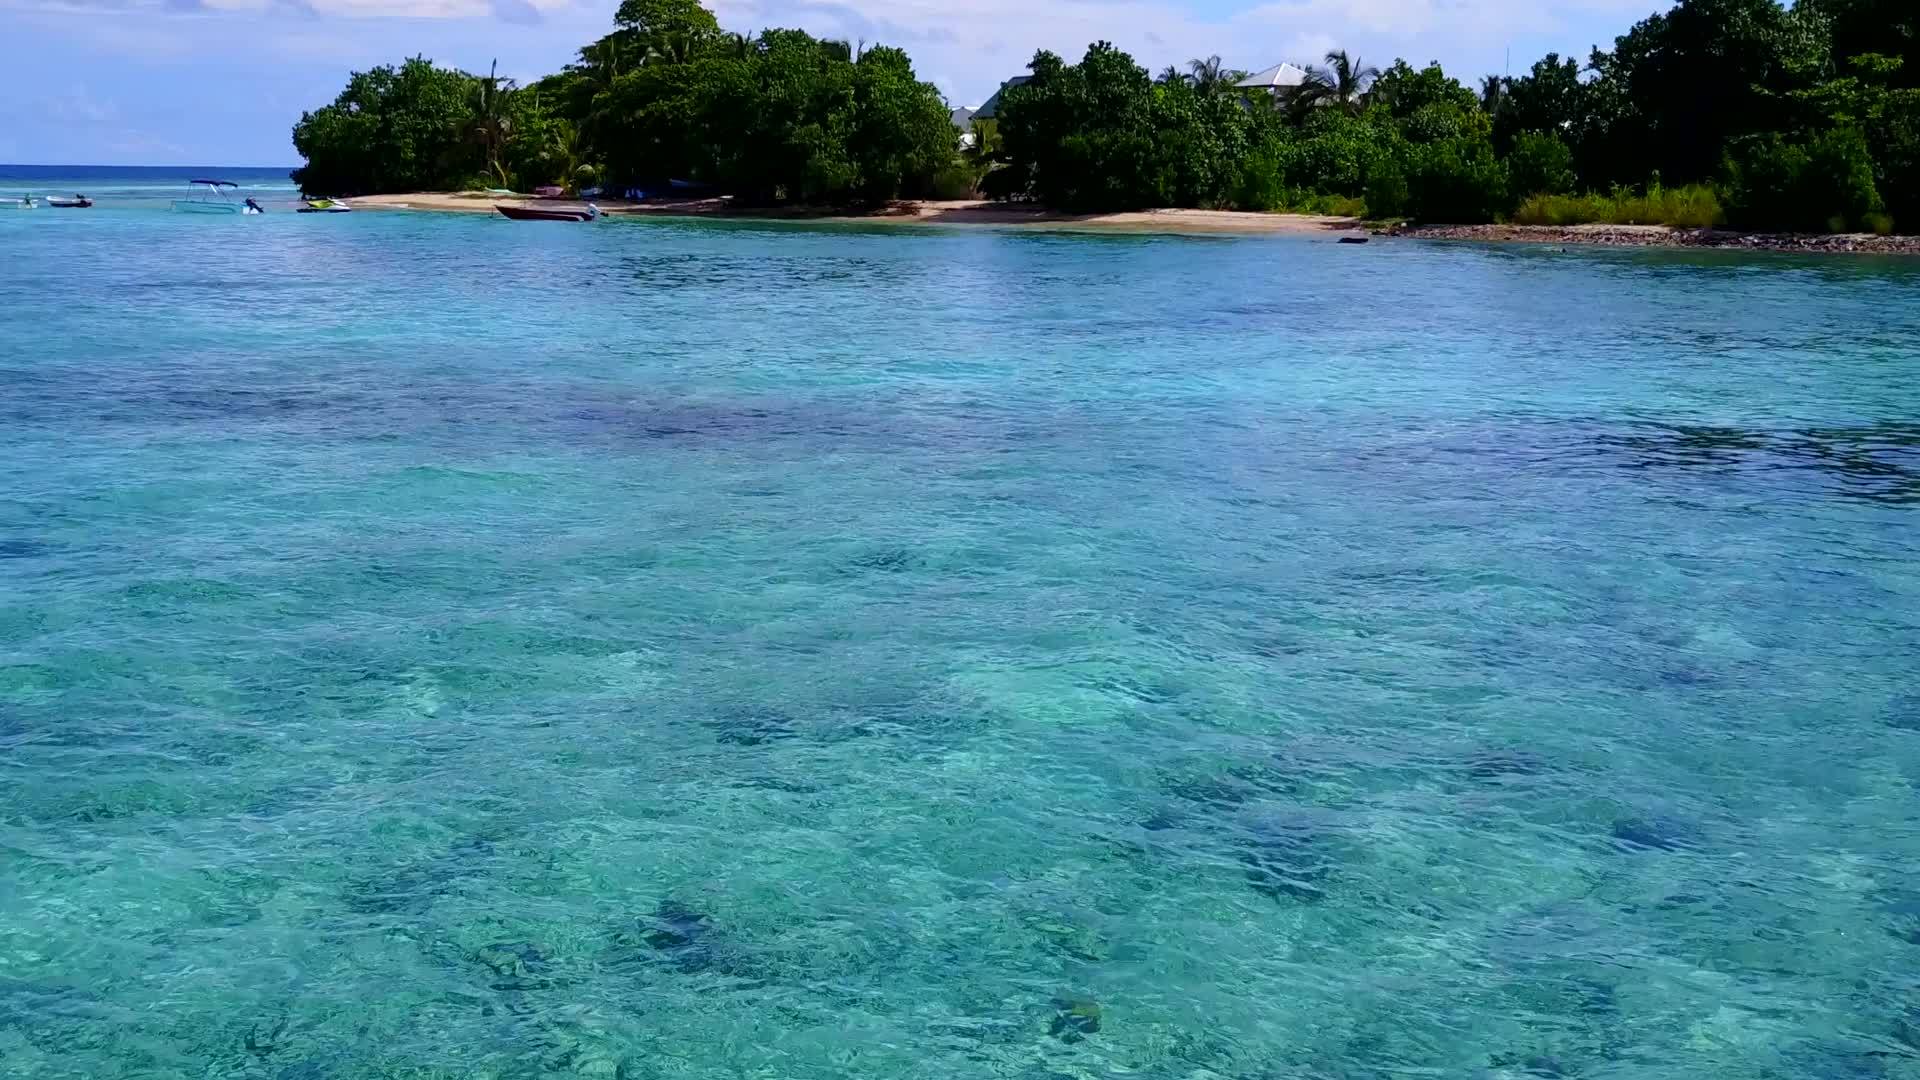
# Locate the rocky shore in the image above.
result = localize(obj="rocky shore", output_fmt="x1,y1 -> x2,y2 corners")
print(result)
1386,222 -> 1920,255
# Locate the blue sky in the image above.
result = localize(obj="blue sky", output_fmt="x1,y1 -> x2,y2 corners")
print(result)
0,0 -> 1667,165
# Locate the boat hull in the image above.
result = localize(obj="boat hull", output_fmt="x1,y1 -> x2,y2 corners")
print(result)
496,204 -> 598,222
48,198 -> 92,209
173,200 -> 240,215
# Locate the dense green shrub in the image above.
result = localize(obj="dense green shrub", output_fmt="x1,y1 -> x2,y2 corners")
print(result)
1363,155 -> 1410,217
1866,90 -> 1918,222
1403,137 -> 1510,222
292,58 -> 483,195
1233,141 -> 1291,211
924,162 -> 979,200
1506,132 -> 1577,197
1372,60 -> 1481,119
1723,126 -> 1885,229
1291,112 -> 1389,195
994,43 -> 1163,210
1402,102 -> 1473,143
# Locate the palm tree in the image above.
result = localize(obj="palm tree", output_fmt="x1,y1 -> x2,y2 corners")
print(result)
1479,74 -> 1507,118
647,29 -> 701,65
471,60 -> 518,188
1157,64 -> 1184,85
1299,49 -> 1379,115
1188,55 -> 1232,95
577,31 -> 638,80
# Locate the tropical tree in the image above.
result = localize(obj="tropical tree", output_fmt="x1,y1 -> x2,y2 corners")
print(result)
1300,50 -> 1379,114
1589,0 -> 1830,182
613,0 -> 719,54
471,59 -> 518,187
1479,74 -> 1507,117
292,57 -> 482,194
1187,54 -> 1241,96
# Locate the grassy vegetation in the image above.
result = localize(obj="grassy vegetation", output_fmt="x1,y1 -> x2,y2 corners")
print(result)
1273,191 -> 1369,217
1511,184 -> 1725,228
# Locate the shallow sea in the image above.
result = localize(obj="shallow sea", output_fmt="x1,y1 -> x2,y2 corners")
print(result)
2,189 -> 1920,1080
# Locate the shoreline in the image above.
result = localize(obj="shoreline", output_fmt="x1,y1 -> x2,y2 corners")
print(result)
344,193 -> 1920,253
1388,222 -> 1920,256
349,192 -> 1364,237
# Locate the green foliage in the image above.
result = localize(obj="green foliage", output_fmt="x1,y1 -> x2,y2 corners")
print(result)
993,42 -> 1266,210
292,58 -> 485,196
1492,54 -> 1583,154
1371,60 -> 1479,119
1870,90 -> 1920,220
1233,139 -> 1290,211
1506,132 -> 1576,196
1722,125 -> 1885,229
1290,110 -> 1392,195
1363,155 -> 1409,217
995,43 -> 1161,210
1511,184 -> 1724,226
1400,136 -> 1510,222
294,5 -> 958,206
848,46 -> 960,202
288,0 -> 1919,232
1590,0 -> 1831,184
1799,0 -> 1918,88
1291,50 -> 1379,117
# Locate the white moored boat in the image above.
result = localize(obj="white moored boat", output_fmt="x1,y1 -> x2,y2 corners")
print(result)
173,179 -> 245,214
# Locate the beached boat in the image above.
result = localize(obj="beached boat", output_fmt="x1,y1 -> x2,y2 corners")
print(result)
496,203 -> 599,222
298,198 -> 352,213
0,195 -> 39,209
173,179 -> 245,214
47,195 -> 92,208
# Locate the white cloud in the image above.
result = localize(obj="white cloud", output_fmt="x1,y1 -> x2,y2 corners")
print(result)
0,0 -> 570,16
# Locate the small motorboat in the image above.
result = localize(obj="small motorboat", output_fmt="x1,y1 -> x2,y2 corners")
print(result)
174,179 -> 244,214
47,194 -> 92,208
496,203 -> 599,222
0,195 -> 39,210
297,198 -> 351,213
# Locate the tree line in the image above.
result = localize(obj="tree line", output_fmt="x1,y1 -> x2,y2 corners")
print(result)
292,0 -> 1916,231
292,0 -> 961,205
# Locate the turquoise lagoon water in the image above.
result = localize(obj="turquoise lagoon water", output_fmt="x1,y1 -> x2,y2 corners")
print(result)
2,201 -> 1920,1080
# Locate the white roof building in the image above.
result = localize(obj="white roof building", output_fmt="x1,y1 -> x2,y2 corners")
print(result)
1234,62 -> 1310,91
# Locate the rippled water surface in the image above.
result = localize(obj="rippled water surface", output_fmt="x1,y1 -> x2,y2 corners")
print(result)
3,206 -> 1920,1080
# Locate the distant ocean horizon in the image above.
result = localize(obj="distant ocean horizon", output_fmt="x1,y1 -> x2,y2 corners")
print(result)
0,163 -> 301,207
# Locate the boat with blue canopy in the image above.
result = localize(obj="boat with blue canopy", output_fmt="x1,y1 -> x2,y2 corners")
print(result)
173,179 -> 248,214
